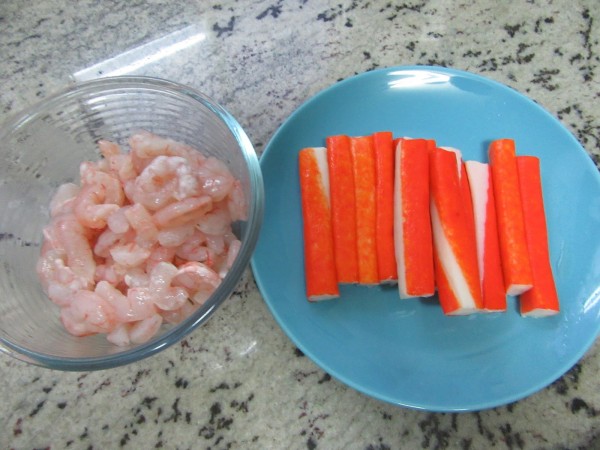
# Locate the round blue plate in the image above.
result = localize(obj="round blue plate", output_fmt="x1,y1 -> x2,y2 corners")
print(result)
251,66 -> 600,412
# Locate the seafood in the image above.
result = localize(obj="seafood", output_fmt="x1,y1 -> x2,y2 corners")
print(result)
37,131 -> 246,346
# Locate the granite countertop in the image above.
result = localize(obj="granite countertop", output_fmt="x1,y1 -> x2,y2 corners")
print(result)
1,1 -> 599,448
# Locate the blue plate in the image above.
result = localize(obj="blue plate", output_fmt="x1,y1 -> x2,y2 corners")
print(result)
251,66 -> 600,412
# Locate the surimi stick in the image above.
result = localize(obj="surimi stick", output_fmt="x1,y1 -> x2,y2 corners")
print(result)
489,139 -> 533,296
373,131 -> 397,283
465,161 -> 507,312
298,147 -> 339,301
429,147 -> 483,314
394,138 -> 435,298
516,156 -> 560,317
350,135 -> 379,285
326,135 -> 359,283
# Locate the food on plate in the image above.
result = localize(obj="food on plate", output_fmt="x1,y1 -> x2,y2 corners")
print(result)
350,135 -> 379,285
373,131 -> 397,284
516,156 -> 560,317
325,135 -> 359,283
489,139 -> 534,296
465,161 -> 507,312
429,147 -> 483,314
298,147 -> 339,301
37,131 -> 246,345
297,132 -> 559,318
394,138 -> 435,298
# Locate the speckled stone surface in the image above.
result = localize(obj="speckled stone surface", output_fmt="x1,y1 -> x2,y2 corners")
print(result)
1,1 -> 599,449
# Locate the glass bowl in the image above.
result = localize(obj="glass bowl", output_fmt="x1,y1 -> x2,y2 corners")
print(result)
0,76 -> 264,371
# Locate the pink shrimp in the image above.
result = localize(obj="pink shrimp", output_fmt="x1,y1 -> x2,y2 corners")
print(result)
60,289 -> 116,336
109,242 -> 152,268
172,261 -> 221,305
74,182 -> 120,229
145,245 -> 177,273
80,162 -> 125,206
49,183 -> 80,217
128,314 -> 163,344
132,155 -> 200,211
197,156 -> 236,202
124,203 -> 158,247
156,223 -> 196,248
227,179 -> 247,221
175,230 -> 213,264
95,280 -> 155,322
196,204 -> 232,236
153,196 -> 213,228
159,299 -> 198,325
147,262 -> 189,311
219,239 -> 241,279
53,213 -> 96,284
106,206 -> 131,234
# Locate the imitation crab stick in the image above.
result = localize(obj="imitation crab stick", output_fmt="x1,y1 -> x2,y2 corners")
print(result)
298,147 -> 339,301
489,139 -> 533,296
373,131 -> 397,283
350,135 -> 379,285
517,156 -> 560,317
326,135 -> 359,283
394,138 -> 435,298
429,147 -> 483,314
465,161 -> 507,312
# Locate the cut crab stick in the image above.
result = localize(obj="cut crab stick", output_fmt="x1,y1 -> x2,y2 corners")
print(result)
465,161 -> 507,312
298,147 -> 339,301
517,156 -> 560,317
350,135 -> 379,285
326,135 -> 359,283
373,131 -> 397,283
429,147 -> 483,314
489,139 -> 533,296
394,138 -> 435,298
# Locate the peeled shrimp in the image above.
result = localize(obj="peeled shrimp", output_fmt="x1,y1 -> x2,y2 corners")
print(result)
60,290 -> 116,336
132,155 -> 200,211
38,131 -> 247,346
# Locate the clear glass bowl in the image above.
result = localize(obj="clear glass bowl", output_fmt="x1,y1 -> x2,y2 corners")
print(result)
0,76 -> 263,370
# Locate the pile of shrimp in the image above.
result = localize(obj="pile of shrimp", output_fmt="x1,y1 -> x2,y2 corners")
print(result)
36,131 -> 246,346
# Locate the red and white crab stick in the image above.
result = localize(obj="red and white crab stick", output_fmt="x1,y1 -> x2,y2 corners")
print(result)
326,135 -> 359,284
298,147 -> 339,301
489,139 -> 533,296
373,131 -> 397,284
465,161 -> 507,312
394,138 -> 435,298
517,156 -> 560,316
429,147 -> 483,314
350,135 -> 379,285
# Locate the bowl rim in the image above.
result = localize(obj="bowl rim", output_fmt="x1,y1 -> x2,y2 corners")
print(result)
0,75 -> 264,371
